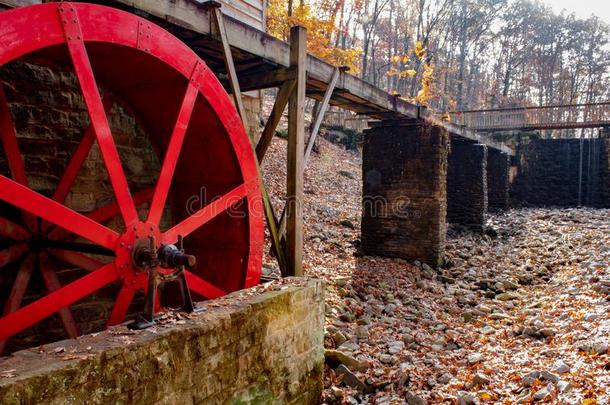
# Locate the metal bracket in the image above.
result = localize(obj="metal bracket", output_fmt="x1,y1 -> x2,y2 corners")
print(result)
129,236 -> 197,330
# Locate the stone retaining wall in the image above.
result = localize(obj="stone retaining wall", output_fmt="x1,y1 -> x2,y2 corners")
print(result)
0,278 -> 325,404
511,137 -> 610,208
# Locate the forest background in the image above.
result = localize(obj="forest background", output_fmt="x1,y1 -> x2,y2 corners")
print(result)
267,0 -> 610,114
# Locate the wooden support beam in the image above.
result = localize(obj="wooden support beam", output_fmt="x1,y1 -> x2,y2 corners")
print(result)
199,1 -> 286,276
261,184 -> 287,274
239,67 -> 296,92
256,80 -> 296,161
286,26 -> 306,277
203,1 -> 249,133
219,67 -> 296,93
304,67 -> 340,164
273,68 -> 341,242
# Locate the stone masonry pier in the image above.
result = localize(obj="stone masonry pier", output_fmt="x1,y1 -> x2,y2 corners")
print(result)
487,148 -> 511,211
361,120 -> 449,266
0,279 -> 325,404
447,140 -> 488,231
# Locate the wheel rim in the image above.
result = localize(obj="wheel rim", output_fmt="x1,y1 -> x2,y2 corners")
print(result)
0,2 -> 263,350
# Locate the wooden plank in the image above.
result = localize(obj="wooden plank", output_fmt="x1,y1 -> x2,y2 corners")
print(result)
256,80 -> 295,160
212,0 -> 264,30
0,0 -> 39,7
286,26 -> 306,277
195,2 -> 286,276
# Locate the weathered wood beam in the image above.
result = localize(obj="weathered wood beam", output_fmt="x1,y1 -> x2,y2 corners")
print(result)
238,67 -> 296,92
0,0 -> 39,7
304,67 -> 340,164
202,1 -> 249,133
255,80 -> 296,161
286,26 -> 306,277
260,183 -> 287,275
273,68 -> 341,244
198,1 -> 285,275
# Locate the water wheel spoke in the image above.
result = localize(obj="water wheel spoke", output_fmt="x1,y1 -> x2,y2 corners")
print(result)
0,217 -> 30,241
162,183 -> 248,244
0,263 -> 117,341
0,2 -> 264,349
47,188 -> 154,241
0,86 -> 38,232
0,253 -> 36,354
39,252 -> 81,338
0,176 -> 119,249
185,271 -> 226,299
48,249 -> 104,272
41,95 -> 115,232
86,188 -> 154,224
148,82 -> 199,225
62,9 -> 137,226
0,243 -> 29,268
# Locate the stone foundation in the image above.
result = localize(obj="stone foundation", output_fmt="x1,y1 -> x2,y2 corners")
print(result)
0,278 -> 325,404
447,140 -> 488,231
487,149 -> 510,211
361,120 -> 449,266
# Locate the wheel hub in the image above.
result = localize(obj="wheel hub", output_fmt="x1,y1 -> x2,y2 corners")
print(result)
114,222 -> 161,281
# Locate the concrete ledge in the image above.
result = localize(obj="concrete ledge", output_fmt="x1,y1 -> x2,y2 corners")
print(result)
0,278 -> 325,404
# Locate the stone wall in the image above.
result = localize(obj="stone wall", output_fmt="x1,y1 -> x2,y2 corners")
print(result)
511,137 -> 610,208
0,278 -> 325,404
487,149 -> 510,211
361,120 -> 449,266
447,140 -> 488,231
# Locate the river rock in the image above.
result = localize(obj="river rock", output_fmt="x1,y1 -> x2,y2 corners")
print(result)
336,364 -> 366,391
554,360 -> 570,374
467,353 -> 485,364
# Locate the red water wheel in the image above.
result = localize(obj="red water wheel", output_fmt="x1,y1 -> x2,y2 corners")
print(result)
0,3 -> 263,351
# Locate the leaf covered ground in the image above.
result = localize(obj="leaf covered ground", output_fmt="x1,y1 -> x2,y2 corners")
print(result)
262,136 -> 610,405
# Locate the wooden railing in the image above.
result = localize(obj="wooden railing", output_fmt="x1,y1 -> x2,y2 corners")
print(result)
323,110 -> 371,132
449,102 -> 610,131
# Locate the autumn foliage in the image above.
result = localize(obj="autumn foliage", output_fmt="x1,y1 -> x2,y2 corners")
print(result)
388,41 -> 436,106
266,0 -> 361,73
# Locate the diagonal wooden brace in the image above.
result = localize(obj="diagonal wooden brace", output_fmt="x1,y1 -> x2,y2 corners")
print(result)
201,1 -> 249,134
201,1 -> 288,276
